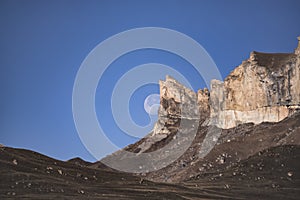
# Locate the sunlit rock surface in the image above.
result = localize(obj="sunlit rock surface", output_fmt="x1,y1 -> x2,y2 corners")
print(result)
153,75 -> 199,136
210,37 -> 300,129
153,37 -> 300,130
127,37 -> 300,182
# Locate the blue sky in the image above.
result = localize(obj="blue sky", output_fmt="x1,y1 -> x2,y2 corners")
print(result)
1,0 -> 300,162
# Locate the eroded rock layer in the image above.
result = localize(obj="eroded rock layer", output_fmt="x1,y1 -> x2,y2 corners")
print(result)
100,37 -> 300,184
210,37 -> 300,129
154,37 -> 300,130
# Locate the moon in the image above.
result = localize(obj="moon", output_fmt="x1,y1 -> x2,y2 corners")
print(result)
144,94 -> 160,115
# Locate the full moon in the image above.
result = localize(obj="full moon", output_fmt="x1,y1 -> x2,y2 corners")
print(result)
144,94 -> 160,115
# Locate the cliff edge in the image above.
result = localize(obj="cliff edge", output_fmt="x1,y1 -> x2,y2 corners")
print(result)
152,37 -> 300,131
97,37 -> 300,183
210,39 -> 300,128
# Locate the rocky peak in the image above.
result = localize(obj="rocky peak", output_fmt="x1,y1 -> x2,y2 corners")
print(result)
142,37 -> 300,181
159,75 -> 198,118
206,37 -> 300,129
153,75 -> 199,136
101,37 -> 300,183
157,37 -> 300,130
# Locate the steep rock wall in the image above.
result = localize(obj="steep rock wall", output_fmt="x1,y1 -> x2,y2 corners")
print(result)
153,75 -> 199,136
157,37 -> 300,130
210,37 -> 300,129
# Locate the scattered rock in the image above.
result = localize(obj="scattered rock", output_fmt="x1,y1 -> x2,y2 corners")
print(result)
79,190 -> 85,194
224,184 -> 230,189
287,171 -> 293,177
12,159 -> 18,165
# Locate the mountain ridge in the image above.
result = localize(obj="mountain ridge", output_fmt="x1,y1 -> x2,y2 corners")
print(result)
98,37 -> 300,183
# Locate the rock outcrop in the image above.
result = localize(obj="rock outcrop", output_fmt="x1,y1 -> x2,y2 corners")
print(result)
130,76 -> 200,154
154,37 -> 300,130
153,76 -> 199,136
210,37 -> 300,129
99,37 -> 300,183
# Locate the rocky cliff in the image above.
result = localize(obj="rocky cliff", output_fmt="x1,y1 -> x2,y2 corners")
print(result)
209,38 -> 300,130
154,37 -> 300,131
153,37 -> 300,131
210,39 -> 300,128
153,76 -> 199,136
98,37 -> 300,183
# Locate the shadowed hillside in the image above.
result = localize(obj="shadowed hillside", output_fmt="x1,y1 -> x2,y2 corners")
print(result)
1,113 -> 299,199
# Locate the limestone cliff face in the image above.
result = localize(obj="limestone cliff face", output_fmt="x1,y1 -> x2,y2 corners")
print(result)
210,37 -> 300,129
101,37 -> 300,182
158,37 -> 300,130
153,75 -> 199,136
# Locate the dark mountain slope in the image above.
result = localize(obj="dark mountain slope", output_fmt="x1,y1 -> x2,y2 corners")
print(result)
1,144 -> 299,199
1,113 -> 299,199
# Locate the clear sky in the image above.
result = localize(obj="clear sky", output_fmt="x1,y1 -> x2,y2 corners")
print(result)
1,0 -> 300,162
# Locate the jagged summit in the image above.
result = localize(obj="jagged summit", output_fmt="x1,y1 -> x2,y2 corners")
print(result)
209,37 -> 300,129
95,37 -> 300,183
155,37 -> 300,131
154,37 -> 300,130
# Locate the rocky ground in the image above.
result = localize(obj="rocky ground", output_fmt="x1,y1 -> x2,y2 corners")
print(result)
1,113 -> 299,199
0,145 -> 299,199
101,112 -> 300,184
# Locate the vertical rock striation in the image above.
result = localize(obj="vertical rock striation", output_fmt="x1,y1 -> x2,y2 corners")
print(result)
101,37 -> 300,182
156,37 -> 300,130
110,37 -> 300,158
153,75 -> 199,136
210,37 -> 300,129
